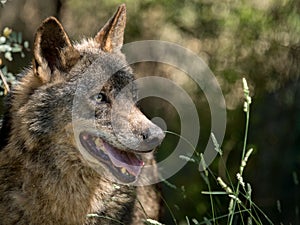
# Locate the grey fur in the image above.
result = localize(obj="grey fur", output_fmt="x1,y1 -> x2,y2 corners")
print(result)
0,4 -> 164,225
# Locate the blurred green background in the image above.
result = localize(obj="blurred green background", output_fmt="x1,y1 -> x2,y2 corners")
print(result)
0,0 -> 299,224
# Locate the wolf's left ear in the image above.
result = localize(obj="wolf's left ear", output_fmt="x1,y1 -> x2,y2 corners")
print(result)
95,4 -> 126,52
33,17 -> 80,83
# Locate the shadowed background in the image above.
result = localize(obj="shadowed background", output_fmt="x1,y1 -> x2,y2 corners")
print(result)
0,0 -> 299,224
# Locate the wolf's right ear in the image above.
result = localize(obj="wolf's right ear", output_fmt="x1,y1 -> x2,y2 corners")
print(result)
94,4 -> 126,52
33,17 -> 80,83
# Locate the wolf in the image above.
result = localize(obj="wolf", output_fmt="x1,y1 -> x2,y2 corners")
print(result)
0,4 -> 165,225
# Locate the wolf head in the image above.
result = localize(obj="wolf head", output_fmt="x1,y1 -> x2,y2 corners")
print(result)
13,4 -> 164,184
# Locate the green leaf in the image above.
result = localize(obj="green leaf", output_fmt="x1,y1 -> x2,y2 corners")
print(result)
24,41 -> 29,49
0,36 -> 6,44
4,52 -> 12,61
17,32 -> 22,44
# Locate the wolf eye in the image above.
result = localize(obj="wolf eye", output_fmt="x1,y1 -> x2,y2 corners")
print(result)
91,92 -> 108,104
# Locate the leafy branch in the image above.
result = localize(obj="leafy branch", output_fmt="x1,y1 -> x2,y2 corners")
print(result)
0,27 -> 30,95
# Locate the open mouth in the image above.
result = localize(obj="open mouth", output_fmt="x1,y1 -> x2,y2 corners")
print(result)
79,131 -> 144,183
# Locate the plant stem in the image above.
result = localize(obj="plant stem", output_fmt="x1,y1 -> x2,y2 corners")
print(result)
228,78 -> 251,224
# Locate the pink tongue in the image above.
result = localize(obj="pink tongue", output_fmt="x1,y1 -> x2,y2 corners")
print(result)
103,142 -> 144,176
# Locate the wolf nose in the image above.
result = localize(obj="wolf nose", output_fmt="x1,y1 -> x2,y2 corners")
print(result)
140,126 -> 165,152
141,131 -> 149,140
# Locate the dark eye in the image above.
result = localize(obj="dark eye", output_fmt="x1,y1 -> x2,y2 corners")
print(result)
91,92 -> 108,104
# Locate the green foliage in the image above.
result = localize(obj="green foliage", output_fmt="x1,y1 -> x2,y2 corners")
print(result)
0,0 -> 8,7
0,27 -> 29,95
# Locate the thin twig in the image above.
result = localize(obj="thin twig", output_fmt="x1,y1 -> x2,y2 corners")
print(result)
0,69 -> 10,93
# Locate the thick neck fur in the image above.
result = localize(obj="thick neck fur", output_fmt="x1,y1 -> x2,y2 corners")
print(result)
0,73 -> 137,225
1,125 -> 137,225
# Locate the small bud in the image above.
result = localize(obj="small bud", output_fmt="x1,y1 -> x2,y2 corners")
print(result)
217,177 -> 233,194
211,132 -> 222,155
247,183 -> 252,199
240,148 -> 253,175
236,173 -> 245,188
242,77 -> 249,94
228,194 -> 242,204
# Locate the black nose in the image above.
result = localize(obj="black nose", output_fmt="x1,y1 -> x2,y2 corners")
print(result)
139,126 -> 165,152
141,130 -> 149,140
